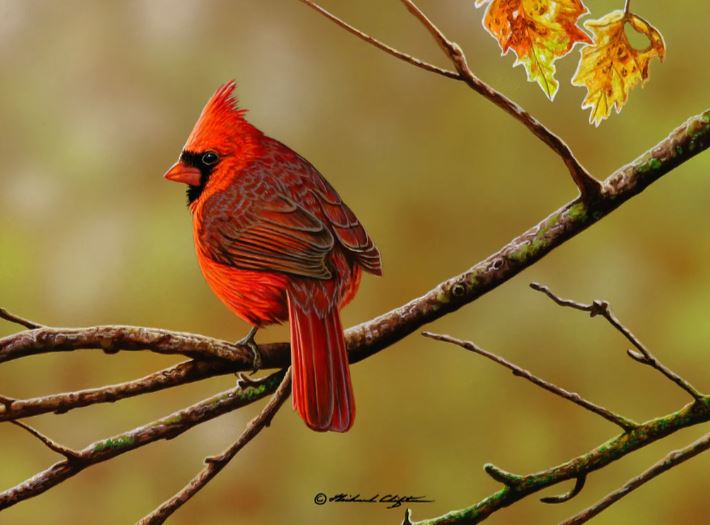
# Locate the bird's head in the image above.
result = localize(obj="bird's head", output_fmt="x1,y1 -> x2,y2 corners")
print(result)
163,80 -> 261,206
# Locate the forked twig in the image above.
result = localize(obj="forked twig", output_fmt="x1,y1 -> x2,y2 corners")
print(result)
9,420 -> 83,462
296,0 -> 458,78
296,0 -> 602,199
530,282 -> 704,400
0,359 -> 235,422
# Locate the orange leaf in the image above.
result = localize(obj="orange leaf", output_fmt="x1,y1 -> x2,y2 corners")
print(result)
572,10 -> 666,126
475,0 -> 592,99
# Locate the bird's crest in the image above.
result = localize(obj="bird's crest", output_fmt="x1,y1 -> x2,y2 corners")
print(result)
184,80 -> 251,152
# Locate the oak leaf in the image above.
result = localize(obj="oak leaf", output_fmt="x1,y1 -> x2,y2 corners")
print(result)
475,0 -> 592,100
572,10 -> 666,126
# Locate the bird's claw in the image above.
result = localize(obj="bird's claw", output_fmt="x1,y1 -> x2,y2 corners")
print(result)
235,326 -> 261,374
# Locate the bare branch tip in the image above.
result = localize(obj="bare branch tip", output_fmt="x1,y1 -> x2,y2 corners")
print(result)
484,463 -> 521,487
0,394 -> 14,407
0,306 -> 43,330
626,348 -> 647,362
204,455 -> 221,465
541,474 -> 587,504
10,420 -> 83,462
422,331 -> 451,344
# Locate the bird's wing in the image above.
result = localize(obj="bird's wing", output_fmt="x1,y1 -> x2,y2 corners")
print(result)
199,191 -> 335,280
311,176 -> 383,276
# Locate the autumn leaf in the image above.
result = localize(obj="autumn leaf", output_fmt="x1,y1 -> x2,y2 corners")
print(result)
572,10 -> 666,126
475,0 -> 592,100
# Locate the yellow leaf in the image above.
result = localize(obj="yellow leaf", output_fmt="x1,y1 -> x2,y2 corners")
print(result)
572,10 -> 666,126
475,0 -> 592,100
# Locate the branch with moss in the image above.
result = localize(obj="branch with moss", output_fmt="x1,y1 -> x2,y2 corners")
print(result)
0,0 -> 708,521
0,370 -> 286,510
560,431 -> 710,525
410,285 -> 708,524
410,398 -> 710,525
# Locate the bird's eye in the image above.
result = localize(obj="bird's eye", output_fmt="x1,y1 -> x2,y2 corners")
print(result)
201,151 -> 219,166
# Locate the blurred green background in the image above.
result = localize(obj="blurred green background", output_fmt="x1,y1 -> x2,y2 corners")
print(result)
1,1 -> 708,524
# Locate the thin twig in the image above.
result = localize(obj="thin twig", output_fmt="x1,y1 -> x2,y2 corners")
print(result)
9,420 -> 83,462
530,282 -> 705,400
560,432 -> 710,525
624,0 -> 631,15
422,332 -> 638,431
399,0 -> 458,58
398,0 -> 602,200
136,369 -> 292,525
296,0 -> 458,79
0,307 -> 42,330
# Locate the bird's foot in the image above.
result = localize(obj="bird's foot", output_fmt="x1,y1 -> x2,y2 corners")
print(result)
234,326 -> 261,374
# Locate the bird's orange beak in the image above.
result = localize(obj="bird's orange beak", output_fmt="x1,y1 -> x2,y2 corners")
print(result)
163,162 -> 201,186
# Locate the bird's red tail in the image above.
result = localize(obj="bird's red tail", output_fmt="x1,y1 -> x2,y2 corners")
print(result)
287,295 -> 355,432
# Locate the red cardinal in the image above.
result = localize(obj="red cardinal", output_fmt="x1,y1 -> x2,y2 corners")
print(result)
163,81 -> 381,432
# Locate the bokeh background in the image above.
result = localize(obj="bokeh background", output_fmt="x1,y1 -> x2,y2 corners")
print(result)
1,1 -> 708,524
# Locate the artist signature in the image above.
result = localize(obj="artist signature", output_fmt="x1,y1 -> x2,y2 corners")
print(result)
314,492 -> 434,509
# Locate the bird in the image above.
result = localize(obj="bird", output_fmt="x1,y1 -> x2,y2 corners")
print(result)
163,81 -> 381,432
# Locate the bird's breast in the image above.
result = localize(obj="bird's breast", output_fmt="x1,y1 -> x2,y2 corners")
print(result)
195,250 -> 290,326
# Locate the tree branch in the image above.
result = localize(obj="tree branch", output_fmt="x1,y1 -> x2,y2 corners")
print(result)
530,282 -> 705,400
409,392 -> 710,524
0,370 -> 286,510
410,280 -> 709,524
136,369 -> 291,525
297,0 -> 601,199
399,0 -> 601,198
0,325 -> 265,366
0,358 -> 235,422
422,331 -> 638,431
296,0 -> 458,79
9,421 -> 83,462
560,432 -> 710,525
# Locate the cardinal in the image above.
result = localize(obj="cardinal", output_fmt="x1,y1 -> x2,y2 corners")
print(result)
163,81 -> 381,432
